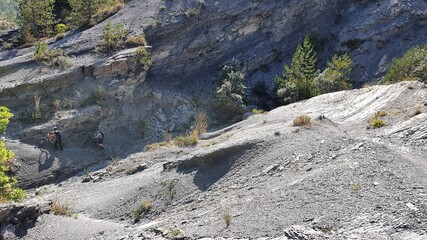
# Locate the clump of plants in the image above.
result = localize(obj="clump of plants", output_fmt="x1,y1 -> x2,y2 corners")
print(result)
125,34 -> 147,47
97,21 -> 127,52
184,7 -> 201,17
51,198 -> 71,216
382,44 -> 427,83
134,200 -> 152,223
292,115 -> 311,127
370,111 -> 387,128
276,36 -> 353,105
33,42 -> 71,68
214,61 -> 246,122
0,106 -> 26,203
133,47 -> 152,71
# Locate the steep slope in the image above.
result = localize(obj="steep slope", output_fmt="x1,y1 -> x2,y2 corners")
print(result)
5,81 -> 424,240
0,0 -> 426,188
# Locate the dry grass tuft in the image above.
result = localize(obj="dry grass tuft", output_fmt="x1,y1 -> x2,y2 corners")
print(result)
51,198 -> 71,216
292,115 -> 311,127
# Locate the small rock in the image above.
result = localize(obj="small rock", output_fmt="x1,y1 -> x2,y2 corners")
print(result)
262,164 -> 279,175
406,202 -> 418,211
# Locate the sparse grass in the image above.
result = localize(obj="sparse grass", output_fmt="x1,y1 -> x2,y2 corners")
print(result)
33,95 -> 43,119
125,35 -> 147,47
374,111 -> 387,118
263,119 -> 267,124
92,0 -> 124,25
252,109 -> 265,114
370,111 -> 387,128
351,183 -> 362,191
363,83 -> 374,92
50,99 -> 61,111
134,200 -> 152,223
51,198 -> 71,216
174,131 -> 198,147
170,228 -> 181,237
194,111 -> 208,135
222,210 -> 232,227
371,119 -> 386,128
292,115 -> 311,127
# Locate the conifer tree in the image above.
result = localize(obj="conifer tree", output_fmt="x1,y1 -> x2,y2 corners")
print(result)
276,36 -> 318,102
68,0 -> 104,27
17,0 -> 55,40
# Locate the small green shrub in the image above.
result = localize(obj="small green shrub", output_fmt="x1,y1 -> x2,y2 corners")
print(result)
134,200 -> 152,223
133,47 -> 152,71
371,119 -> 386,128
170,228 -> 181,237
184,7 -> 200,17
314,54 -> 352,94
383,44 -> 427,83
55,23 -> 68,34
351,183 -> 362,191
97,21 -> 127,52
159,5 -> 166,11
33,42 -> 71,68
214,62 -> 246,121
292,115 -> 311,127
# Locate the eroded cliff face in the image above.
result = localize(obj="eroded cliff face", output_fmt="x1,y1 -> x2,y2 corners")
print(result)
0,0 -> 426,187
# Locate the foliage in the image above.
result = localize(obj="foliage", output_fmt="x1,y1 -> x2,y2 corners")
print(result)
125,35 -> 147,47
276,36 -> 318,103
134,200 -> 152,223
133,47 -> 152,71
184,7 -> 200,17
0,107 -> 25,203
55,23 -> 68,34
97,21 -> 127,52
222,210 -> 231,227
371,119 -> 386,128
194,111 -> 208,136
33,42 -> 71,68
51,198 -> 71,216
0,106 -> 13,133
314,54 -> 352,94
214,63 -> 246,120
173,131 -> 198,147
0,0 -> 18,30
383,45 -> 427,83
292,115 -> 311,127
17,0 -> 55,40
68,0 -> 123,27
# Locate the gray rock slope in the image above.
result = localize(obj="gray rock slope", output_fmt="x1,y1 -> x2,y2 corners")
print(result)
0,0 -> 426,188
4,81 -> 425,240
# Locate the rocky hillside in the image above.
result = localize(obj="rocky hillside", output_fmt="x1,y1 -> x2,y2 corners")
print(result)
2,81 -> 427,240
0,0 -> 426,239
0,0 -> 426,187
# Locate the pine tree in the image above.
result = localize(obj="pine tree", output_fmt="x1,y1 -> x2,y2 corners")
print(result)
17,0 -> 55,40
68,0 -> 104,27
276,36 -> 318,102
